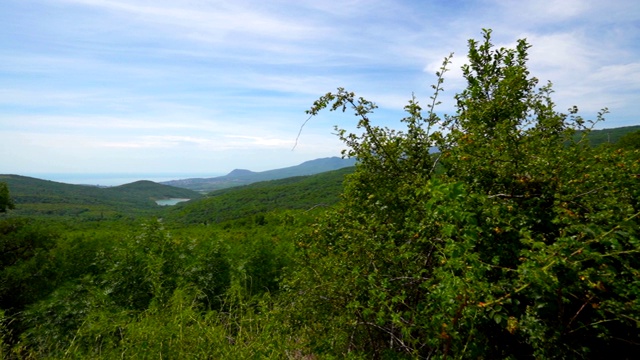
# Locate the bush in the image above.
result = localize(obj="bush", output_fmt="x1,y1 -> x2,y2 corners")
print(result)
289,29 -> 640,358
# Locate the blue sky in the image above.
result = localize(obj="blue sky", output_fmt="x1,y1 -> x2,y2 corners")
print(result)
1,0 -> 639,178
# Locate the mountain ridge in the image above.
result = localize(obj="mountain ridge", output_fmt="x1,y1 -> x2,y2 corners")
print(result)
161,156 -> 356,192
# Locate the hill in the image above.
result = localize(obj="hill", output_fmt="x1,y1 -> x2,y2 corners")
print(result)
163,166 -> 354,225
0,175 -> 201,219
161,156 -> 356,192
580,125 -> 640,147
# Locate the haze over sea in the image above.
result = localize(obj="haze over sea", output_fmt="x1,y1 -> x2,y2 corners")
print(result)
22,173 -> 224,187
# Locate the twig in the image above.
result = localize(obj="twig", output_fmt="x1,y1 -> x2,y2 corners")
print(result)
567,319 -> 617,334
566,295 -> 594,330
487,193 -> 525,199
359,321 -> 415,356
292,114 -> 313,150
305,204 -> 329,212
573,186 -> 605,199
429,152 -> 443,176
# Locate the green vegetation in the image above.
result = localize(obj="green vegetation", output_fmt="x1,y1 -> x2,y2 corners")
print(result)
162,156 -> 356,192
615,129 -> 640,150
0,175 -> 201,220
1,30 -> 639,359
0,183 -> 14,213
576,125 -> 640,147
289,30 -> 640,358
165,166 -> 353,225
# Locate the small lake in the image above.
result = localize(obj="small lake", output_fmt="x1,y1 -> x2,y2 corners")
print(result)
155,198 -> 191,206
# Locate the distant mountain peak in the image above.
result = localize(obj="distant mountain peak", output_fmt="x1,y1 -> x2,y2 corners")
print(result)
160,156 -> 356,192
227,169 -> 255,177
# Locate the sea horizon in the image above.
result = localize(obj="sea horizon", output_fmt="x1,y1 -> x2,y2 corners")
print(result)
15,172 -> 226,187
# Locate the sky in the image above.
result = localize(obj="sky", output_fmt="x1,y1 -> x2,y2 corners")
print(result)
1,0 -> 639,180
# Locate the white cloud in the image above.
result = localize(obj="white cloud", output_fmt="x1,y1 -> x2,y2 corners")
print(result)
1,0 -> 638,175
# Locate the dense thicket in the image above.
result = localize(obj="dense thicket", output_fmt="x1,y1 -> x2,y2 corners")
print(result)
288,29 -> 640,358
0,212 -> 309,359
0,30 -> 638,359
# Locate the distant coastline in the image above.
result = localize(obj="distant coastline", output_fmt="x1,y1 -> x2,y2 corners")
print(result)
19,173 -> 225,187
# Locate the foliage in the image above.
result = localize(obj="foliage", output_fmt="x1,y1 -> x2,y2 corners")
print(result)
0,218 -> 60,311
7,220 -> 231,356
166,167 -> 353,225
0,175 -> 200,220
1,208 -> 313,358
0,183 -> 15,213
615,129 -> 640,151
288,29 -> 640,358
577,125 -> 640,147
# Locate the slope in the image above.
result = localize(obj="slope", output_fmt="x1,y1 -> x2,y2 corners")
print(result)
161,156 -> 356,192
163,166 -> 354,225
579,125 -> 640,147
0,175 -> 201,219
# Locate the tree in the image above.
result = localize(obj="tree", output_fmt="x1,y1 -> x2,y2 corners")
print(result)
616,130 -> 640,151
289,29 -> 640,358
0,183 -> 14,213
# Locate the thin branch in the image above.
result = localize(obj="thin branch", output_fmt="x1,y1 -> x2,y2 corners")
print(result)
304,203 -> 330,212
344,97 -> 403,174
359,321 -> 415,356
573,186 -> 605,199
566,295 -> 594,330
487,193 -> 525,199
292,114 -> 313,150
429,152 -> 443,176
567,319 -> 618,334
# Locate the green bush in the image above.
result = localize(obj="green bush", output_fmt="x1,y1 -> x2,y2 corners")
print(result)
288,29 -> 640,358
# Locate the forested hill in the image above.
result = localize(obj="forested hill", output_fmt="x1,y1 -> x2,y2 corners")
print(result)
161,156 -> 356,192
164,166 -> 354,225
579,125 -> 640,147
0,175 -> 200,219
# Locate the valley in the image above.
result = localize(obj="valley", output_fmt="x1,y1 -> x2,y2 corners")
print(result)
1,78 -> 639,360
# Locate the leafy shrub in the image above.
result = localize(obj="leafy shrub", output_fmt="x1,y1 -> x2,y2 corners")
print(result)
288,29 -> 640,358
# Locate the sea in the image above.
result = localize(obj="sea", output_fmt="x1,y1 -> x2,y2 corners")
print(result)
21,173 -> 224,187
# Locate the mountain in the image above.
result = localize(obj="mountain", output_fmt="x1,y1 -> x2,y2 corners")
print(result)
0,175 -> 201,219
161,156 -> 357,192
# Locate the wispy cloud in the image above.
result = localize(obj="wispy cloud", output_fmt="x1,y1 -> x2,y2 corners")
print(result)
1,0 -> 639,175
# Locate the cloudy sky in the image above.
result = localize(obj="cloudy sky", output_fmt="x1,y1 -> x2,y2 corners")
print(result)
1,0 -> 639,180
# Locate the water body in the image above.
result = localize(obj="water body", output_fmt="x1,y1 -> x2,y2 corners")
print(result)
155,198 -> 191,206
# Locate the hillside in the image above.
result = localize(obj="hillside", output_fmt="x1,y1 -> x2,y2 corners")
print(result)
0,175 -> 201,219
580,125 -> 640,147
163,166 -> 354,225
3,126 -> 636,220
161,156 -> 356,192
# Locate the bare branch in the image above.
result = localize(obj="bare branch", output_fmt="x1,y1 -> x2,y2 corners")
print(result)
292,114 -> 313,151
